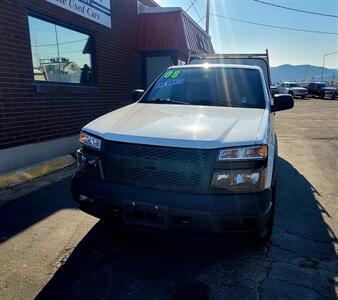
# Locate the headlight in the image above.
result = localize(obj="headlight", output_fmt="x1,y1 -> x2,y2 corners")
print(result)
217,145 -> 267,161
211,169 -> 266,192
79,131 -> 102,150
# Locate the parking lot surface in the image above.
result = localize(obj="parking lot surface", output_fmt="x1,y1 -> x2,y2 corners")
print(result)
0,99 -> 337,299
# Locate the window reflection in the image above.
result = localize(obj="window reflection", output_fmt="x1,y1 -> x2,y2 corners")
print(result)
28,16 -> 94,84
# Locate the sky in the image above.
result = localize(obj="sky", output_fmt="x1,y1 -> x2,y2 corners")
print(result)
156,0 -> 338,68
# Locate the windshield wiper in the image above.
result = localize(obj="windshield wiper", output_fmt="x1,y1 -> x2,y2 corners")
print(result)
145,98 -> 189,105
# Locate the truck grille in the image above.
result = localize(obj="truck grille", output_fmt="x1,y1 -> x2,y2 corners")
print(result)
106,164 -> 201,187
103,142 -> 213,191
105,142 -> 209,162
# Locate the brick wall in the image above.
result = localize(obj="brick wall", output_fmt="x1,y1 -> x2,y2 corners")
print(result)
0,0 -> 144,149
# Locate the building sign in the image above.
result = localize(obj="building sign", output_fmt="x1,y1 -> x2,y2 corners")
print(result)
47,0 -> 111,28
198,34 -> 211,53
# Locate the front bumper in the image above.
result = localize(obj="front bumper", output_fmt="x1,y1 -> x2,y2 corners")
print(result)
71,171 -> 273,237
293,91 -> 307,96
324,91 -> 336,97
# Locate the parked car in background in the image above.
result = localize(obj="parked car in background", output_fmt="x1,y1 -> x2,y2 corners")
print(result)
270,85 -> 277,97
307,82 -> 337,100
277,82 -> 307,98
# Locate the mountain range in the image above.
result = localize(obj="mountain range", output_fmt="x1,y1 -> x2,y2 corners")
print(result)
270,64 -> 337,83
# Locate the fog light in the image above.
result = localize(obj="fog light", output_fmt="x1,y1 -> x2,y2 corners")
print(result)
211,169 -> 266,192
79,195 -> 94,204
77,151 -> 99,169
79,195 -> 88,201
77,149 -> 104,179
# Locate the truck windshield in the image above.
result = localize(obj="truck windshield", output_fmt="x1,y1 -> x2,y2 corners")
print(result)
141,67 -> 266,109
289,83 -> 299,88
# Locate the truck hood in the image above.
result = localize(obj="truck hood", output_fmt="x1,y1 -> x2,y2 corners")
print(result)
83,103 -> 266,149
322,87 -> 336,91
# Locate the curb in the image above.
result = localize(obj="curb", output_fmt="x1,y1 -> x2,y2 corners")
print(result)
0,154 -> 76,190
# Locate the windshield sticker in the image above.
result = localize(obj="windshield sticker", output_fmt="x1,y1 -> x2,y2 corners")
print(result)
164,71 -> 173,79
163,70 -> 181,79
154,78 -> 185,89
170,70 -> 181,79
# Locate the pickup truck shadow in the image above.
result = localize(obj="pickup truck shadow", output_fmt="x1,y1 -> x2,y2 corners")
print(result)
36,157 -> 337,300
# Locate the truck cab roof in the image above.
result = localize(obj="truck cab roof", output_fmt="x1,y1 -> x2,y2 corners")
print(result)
168,64 -> 263,70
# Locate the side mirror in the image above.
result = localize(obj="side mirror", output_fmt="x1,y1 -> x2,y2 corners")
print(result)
132,89 -> 145,101
271,94 -> 294,112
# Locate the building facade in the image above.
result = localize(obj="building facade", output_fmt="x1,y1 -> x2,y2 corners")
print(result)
0,0 -> 213,173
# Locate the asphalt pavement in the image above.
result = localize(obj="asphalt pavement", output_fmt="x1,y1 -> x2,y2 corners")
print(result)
0,98 -> 337,300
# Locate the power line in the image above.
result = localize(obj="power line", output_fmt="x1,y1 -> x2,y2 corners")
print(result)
32,50 -> 85,55
190,0 -> 206,26
197,14 -> 206,24
210,13 -> 338,35
185,0 -> 197,13
31,38 -> 88,48
324,51 -> 338,56
253,0 -> 338,18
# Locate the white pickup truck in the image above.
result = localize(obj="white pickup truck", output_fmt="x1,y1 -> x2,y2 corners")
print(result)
71,52 -> 294,243
277,82 -> 307,99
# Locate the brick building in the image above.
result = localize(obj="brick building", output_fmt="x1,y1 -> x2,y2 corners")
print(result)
0,0 -> 213,173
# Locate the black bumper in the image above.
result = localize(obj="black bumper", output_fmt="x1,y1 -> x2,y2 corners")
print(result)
71,171 -> 273,236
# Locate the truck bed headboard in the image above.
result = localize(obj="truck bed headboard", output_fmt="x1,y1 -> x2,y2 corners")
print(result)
188,50 -> 271,86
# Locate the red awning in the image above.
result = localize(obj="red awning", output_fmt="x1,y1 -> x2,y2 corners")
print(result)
138,9 -> 214,55
138,0 -> 160,7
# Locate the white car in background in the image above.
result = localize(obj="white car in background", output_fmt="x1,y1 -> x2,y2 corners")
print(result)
277,82 -> 307,99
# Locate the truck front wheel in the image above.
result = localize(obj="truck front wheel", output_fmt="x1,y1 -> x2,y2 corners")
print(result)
255,183 -> 276,245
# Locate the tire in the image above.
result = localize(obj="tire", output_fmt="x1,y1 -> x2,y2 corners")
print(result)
255,183 -> 276,246
320,93 -> 325,99
301,95 -> 306,99
254,146 -> 277,246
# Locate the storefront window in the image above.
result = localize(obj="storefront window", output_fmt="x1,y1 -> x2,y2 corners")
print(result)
28,16 -> 94,85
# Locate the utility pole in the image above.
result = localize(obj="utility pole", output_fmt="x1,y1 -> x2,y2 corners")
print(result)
321,51 -> 338,82
321,55 -> 325,82
304,64 -> 309,82
206,0 -> 210,34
